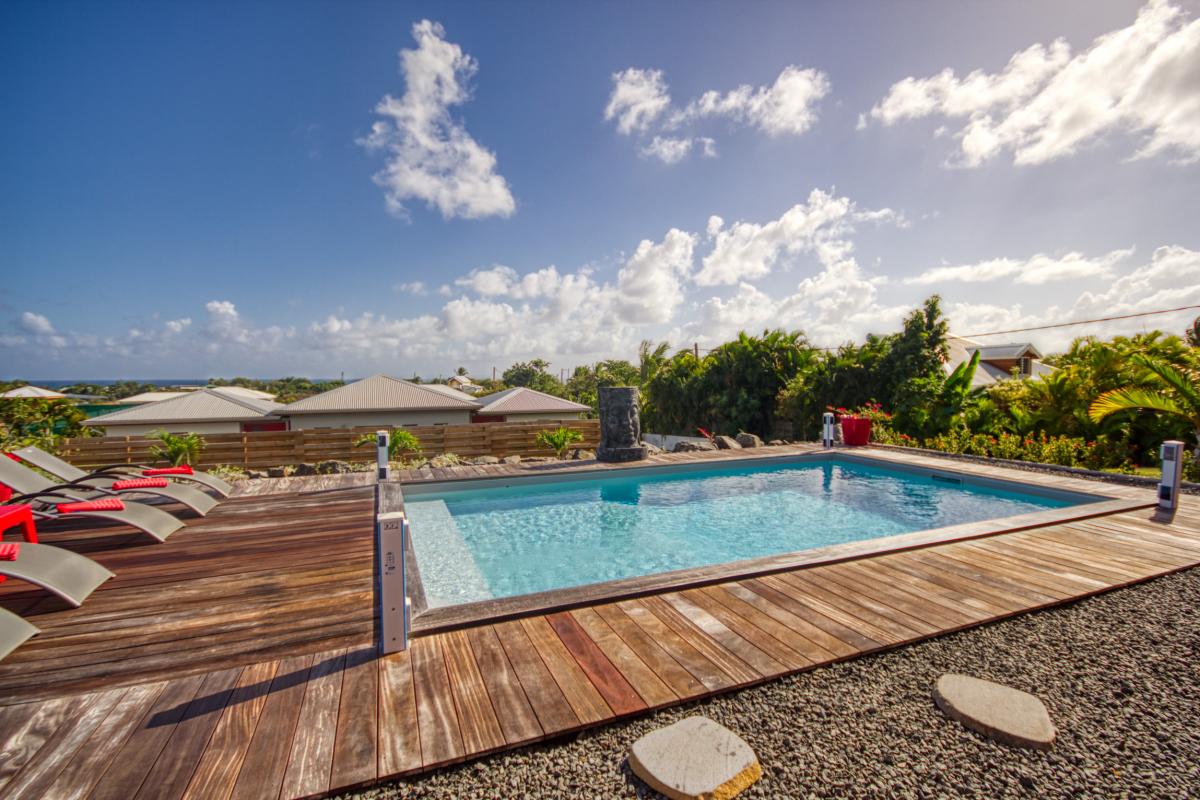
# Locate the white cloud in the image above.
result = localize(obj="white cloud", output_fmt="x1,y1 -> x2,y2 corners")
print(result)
605,68 -> 672,135
19,311 -> 55,335
616,229 -> 697,323
640,136 -> 695,164
907,248 -> 1135,285
696,188 -> 899,286
865,0 -> 1200,165
608,64 -> 830,164
394,281 -> 428,295
164,317 -> 192,333
945,245 -> 1200,350
670,65 -> 831,136
359,20 -> 516,219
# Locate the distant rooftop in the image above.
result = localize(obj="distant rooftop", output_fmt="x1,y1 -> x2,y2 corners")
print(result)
86,388 -> 283,425
281,374 -> 481,414
0,385 -> 65,399
475,386 -> 591,415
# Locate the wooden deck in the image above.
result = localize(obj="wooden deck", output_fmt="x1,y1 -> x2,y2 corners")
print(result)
0,447 -> 1196,799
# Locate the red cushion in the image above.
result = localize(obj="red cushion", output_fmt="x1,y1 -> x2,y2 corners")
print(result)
4,453 -> 20,462
57,498 -> 126,514
111,478 -> 170,490
0,543 -> 17,561
0,484 -> 10,503
142,466 -> 194,476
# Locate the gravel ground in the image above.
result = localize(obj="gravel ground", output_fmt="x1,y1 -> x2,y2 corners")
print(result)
342,568 -> 1200,800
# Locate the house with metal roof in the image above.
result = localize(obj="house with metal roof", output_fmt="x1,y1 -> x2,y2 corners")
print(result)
279,374 -> 482,429
945,336 -> 1056,388
85,388 -> 286,436
446,374 -> 483,394
121,386 -> 275,405
470,386 -> 591,423
0,385 -> 65,399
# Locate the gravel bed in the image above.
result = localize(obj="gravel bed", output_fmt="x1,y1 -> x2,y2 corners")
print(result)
341,567 -> 1199,800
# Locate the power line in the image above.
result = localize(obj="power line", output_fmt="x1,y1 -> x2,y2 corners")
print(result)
959,304 -> 1200,338
689,303 -> 1200,355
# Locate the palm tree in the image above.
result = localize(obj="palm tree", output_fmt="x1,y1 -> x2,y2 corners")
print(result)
1089,353 -> 1200,461
148,430 -> 206,466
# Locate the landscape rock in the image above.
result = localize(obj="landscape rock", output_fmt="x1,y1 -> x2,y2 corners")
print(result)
713,435 -> 742,450
427,455 -> 456,469
569,449 -> 595,460
628,716 -> 762,800
470,456 -> 500,465
642,441 -> 664,455
315,459 -> 352,475
266,467 -> 285,478
293,463 -> 318,477
768,439 -> 786,446
502,455 -> 522,465
933,673 -> 1057,750
735,433 -> 763,448
672,441 -> 716,453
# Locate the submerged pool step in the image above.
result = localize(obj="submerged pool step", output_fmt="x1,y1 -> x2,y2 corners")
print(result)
406,499 -> 494,608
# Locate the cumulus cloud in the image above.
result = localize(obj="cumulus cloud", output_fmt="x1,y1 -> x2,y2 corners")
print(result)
19,311 -> 55,336
907,248 -> 1135,285
864,0 -> 1200,165
696,189 -> 900,286
608,64 -> 830,164
394,281 -> 428,295
669,65 -> 831,136
605,68 -> 672,135
616,229 -> 697,323
359,20 -> 516,219
945,245 -> 1200,350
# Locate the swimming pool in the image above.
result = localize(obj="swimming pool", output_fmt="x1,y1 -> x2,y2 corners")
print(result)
403,455 -> 1098,610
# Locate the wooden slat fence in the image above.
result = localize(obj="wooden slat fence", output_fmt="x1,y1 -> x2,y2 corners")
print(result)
58,420 -> 600,469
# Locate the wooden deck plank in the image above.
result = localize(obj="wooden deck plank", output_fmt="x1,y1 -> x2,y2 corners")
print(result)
180,660 -> 278,800
0,689 -> 124,800
377,649 -> 422,777
328,647 -> 379,790
463,626 -> 543,745
492,620 -> 580,736
661,593 -> 789,675
568,608 -> 677,708
90,673 -> 207,800
136,667 -> 243,800
440,630 -> 506,754
280,649 -> 348,800
519,616 -> 611,724
42,682 -> 165,800
546,612 -> 647,716
615,599 -> 739,692
681,587 -> 813,671
229,653 -> 314,800
591,603 -> 707,701
409,636 -> 465,768
717,582 -> 857,659
639,595 -> 763,686
0,696 -> 75,793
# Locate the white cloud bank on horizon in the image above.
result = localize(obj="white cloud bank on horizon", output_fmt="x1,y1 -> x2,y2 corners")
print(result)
862,0 -> 1200,166
358,20 -> 516,220
9,193 -> 1199,376
606,64 -> 831,164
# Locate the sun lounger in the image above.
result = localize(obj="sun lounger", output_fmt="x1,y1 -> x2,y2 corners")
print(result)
0,607 -> 38,662
0,455 -> 218,516
11,445 -> 232,497
0,541 -> 113,607
0,460 -> 184,542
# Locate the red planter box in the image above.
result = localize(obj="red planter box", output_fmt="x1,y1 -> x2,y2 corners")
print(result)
840,418 -> 872,446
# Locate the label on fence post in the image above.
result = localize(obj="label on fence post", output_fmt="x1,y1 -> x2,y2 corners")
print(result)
377,511 -> 408,652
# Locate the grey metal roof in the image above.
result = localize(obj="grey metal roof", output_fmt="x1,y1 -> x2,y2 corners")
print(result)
966,342 -> 1042,360
475,387 -> 591,415
280,374 -> 482,414
86,388 -> 283,426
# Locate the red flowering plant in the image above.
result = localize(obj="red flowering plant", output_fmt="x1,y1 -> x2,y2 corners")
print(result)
696,427 -> 716,443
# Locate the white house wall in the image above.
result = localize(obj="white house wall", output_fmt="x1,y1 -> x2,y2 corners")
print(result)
284,410 -> 474,429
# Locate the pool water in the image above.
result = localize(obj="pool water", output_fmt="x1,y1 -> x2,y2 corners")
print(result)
404,459 -> 1080,608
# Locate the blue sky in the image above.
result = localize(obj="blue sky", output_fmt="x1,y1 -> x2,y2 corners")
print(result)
2,0 -> 1198,379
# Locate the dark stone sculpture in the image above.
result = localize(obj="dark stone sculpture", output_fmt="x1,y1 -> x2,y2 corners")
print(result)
596,387 -> 648,462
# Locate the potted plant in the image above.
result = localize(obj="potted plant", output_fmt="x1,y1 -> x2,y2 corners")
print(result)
832,405 -> 876,446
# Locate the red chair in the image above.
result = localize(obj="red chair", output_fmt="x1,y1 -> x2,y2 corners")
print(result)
0,504 -> 37,544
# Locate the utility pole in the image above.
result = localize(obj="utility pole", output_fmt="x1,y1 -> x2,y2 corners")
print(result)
693,342 -> 699,360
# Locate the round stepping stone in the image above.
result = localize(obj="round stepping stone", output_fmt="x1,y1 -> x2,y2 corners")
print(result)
933,673 -> 1057,750
628,716 -> 762,800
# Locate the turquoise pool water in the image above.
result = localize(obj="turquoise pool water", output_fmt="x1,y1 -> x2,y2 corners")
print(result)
404,458 -> 1082,608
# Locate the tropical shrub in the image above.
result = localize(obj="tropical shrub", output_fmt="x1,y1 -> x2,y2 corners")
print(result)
354,429 -> 422,460
534,427 -> 584,458
147,430 -> 206,465
0,399 -> 97,453
1089,352 -> 1200,465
